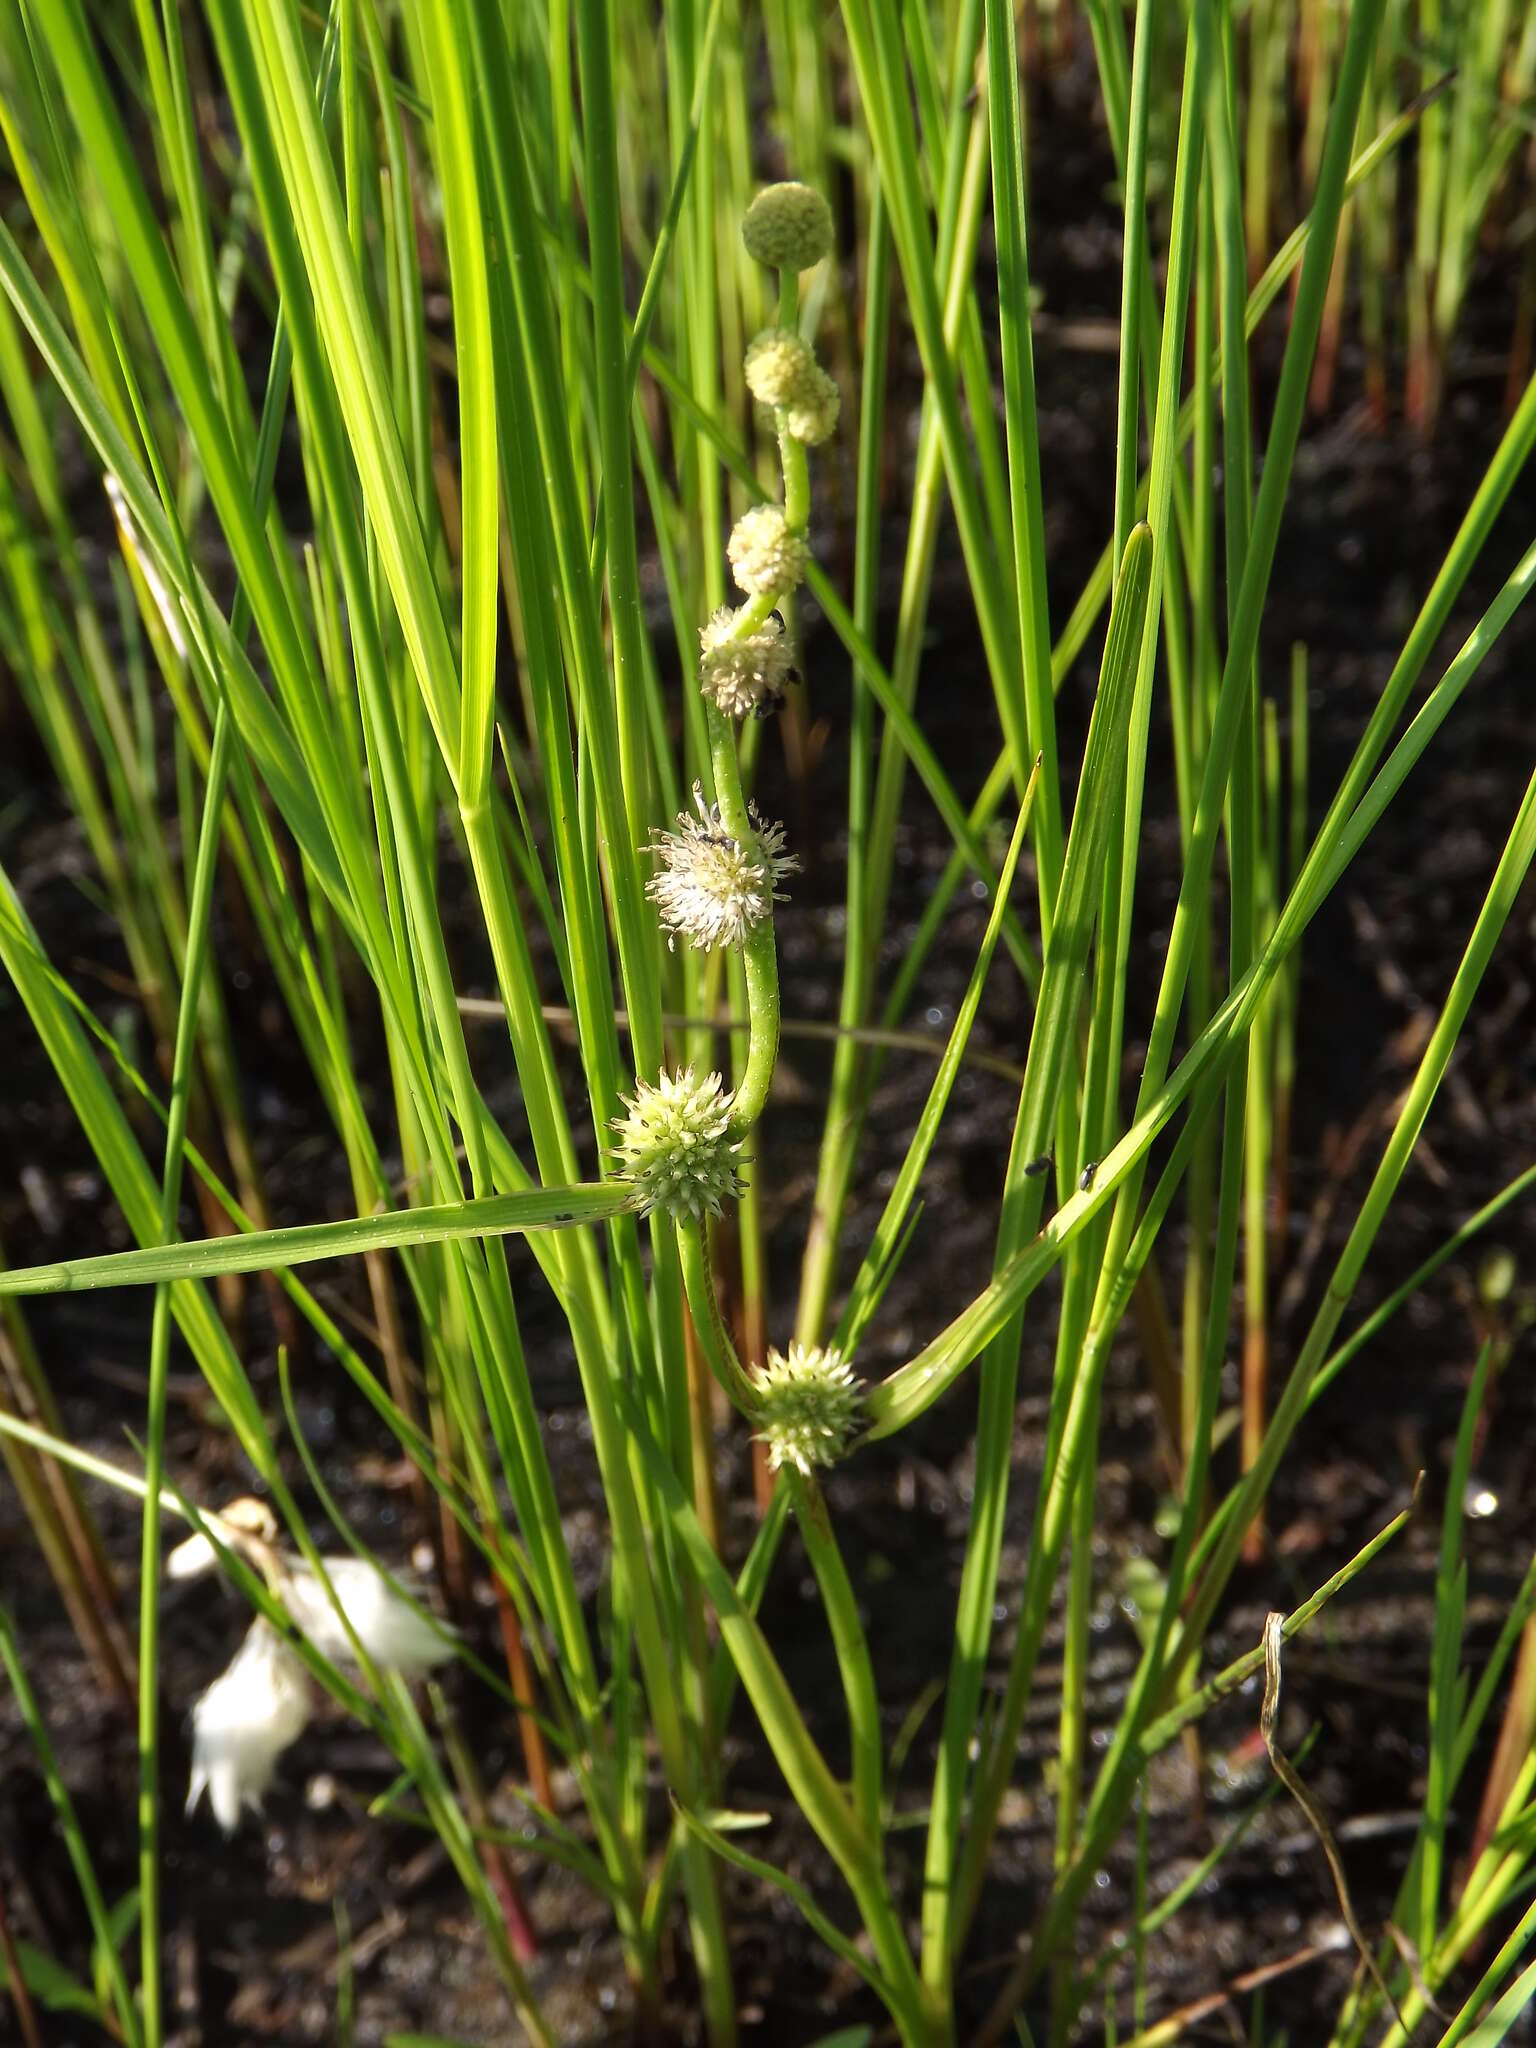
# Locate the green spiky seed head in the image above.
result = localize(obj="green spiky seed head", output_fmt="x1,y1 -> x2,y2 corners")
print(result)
741,182 -> 834,271
613,1067 -> 744,1219
727,504 -> 808,598
699,606 -> 793,720
751,1342 -> 863,1475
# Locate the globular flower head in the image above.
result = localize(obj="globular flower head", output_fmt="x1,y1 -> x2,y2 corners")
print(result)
742,182 -> 834,272
786,364 -> 840,447
699,605 -> 793,720
646,784 -> 796,952
727,504 -> 808,599
745,327 -> 819,410
187,1618 -> 312,1833
751,1342 -> 863,1476
744,329 -> 841,448
614,1066 -> 744,1219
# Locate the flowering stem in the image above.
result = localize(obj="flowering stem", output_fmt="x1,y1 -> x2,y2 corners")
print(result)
700,695 -> 783,1137
676,1217 -> 761,1420
787,1470 -> 883,1839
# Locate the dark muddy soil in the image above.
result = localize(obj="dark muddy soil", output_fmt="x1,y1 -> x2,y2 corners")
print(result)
5,50 -> 1536,2048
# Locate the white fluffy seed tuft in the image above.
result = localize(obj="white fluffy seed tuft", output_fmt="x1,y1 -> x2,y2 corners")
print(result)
186,1619 -> 312,1833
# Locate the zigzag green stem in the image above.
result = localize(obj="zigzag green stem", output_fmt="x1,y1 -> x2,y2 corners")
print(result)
704,683 -> 781,1139
676,1214 -> 761,1419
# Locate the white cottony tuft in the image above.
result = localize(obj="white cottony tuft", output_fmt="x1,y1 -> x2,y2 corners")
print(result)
177,1500 -> 455,1828
187,1618 -> 312,1833
279,1557 -> 454,1681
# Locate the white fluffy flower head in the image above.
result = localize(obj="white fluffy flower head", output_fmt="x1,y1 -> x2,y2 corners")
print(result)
727,504 -> 808,598
751,1343 -> 863,1476
646,785 -> 795,953
699,605 -> 793,720
744,329 -> 840,447
742,182 -> 834,272
613,1066 -> 744,1219
744,327 -> 818,409
187,1618 -> 311,1833
785,364 -> 840,447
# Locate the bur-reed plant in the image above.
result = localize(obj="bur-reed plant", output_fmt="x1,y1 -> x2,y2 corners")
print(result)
2,1 -> 1536,2044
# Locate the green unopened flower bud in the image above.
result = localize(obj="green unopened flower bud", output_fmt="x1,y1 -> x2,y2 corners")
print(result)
646,784 -> 796,953
699,606 -> 793,719
742,182 -> 834,271
613,1066 -> 744,1220
751,1342 -> 863,1476
727,504 -> 808,598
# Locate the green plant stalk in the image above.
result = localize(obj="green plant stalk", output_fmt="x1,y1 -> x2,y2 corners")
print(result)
575,0 -> 655,857
138,698 -> 232,2046
837,0 -> 1029,814
857,59 -> 991,991
791,71 -> 1001,1342
836,787 -> 1038,1357
953,1 -> 1383,1927
782,79 -> 1440,1019
919,525 -> 1153,1992
999,1493 -> 1418,2036
789,1470 -> 885,1842
619,1378 -> 948,2047
1184,754 -> 1536,1667
0,1607 -> 143,2048
399,1682 -> 554,2046
792,176 -> 890,1348
982,0 -> 1064,927
0,1184 -> 633,1295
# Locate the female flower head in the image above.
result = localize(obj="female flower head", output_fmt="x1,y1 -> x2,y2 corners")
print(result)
613,1067 -> 744,1219
751,1342 -> 864,1476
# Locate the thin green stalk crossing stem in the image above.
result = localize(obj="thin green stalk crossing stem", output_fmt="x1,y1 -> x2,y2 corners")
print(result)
139,698 -> 231,2047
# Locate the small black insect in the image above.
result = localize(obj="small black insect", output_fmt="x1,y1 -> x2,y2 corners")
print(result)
1078,1160 -> 1098,1192
1022,1152 -> 1052,1178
